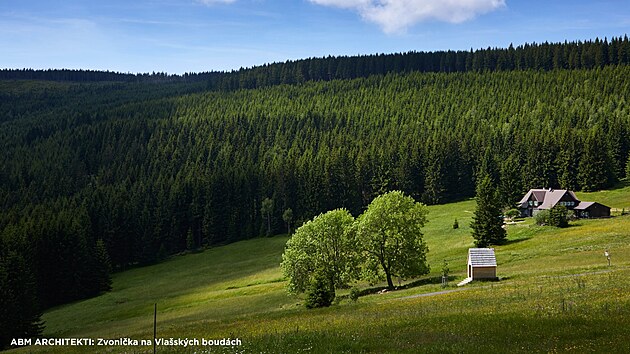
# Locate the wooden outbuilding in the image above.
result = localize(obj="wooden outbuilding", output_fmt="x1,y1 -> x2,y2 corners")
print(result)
467,248 -> 497,280
458,248 -> 498,286
573,202 -> 611,218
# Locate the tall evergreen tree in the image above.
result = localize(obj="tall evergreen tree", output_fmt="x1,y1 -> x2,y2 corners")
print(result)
578,130 -> 613,191
498,154 -> 524,209
471,175 -> 506,247
94,239 -> 112,292
0,250 -> 44,349
422,149 -> 445,205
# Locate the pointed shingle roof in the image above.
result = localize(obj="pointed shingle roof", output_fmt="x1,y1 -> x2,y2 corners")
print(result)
517,189 -> 580,209
468,248 -> 497,267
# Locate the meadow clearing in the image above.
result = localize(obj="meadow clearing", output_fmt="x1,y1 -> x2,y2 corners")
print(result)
12,183 -> 630,353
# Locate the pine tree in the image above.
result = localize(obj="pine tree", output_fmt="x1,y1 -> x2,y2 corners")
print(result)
95,239 -> 112,292
578,130 -> 613,191
0,251 -> 44,349
186,228 -> 195,250
471,175 -> 506,247
498,154 -> 524,209
548,205 -> 569,228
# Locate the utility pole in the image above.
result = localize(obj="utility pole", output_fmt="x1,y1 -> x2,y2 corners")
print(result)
153,303 -> 157,354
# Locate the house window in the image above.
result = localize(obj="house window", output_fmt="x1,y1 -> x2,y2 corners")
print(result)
529,201 -> 533,206
534,201 -> 538,206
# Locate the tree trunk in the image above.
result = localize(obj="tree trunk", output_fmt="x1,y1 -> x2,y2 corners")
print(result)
386,272 -> 394,289
266,214 -> 271,236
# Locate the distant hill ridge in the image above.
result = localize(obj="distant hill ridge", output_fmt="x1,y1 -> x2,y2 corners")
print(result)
1,35 -> 628,88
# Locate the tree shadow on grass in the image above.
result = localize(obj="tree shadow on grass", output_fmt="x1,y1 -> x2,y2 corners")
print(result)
607,179 -> 630,190
503,237 -> 532,246
355,275 -> 458,297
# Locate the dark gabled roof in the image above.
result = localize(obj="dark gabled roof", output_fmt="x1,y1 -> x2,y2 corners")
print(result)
517,189 -> 580,209
532,190 -> 547,202
574,202 -> 595,210
574,202 -> 610,210
468,248 -> 497,267
539,190 -> 578,209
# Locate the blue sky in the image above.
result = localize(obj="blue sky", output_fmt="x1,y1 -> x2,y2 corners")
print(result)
1,0 -> 628,74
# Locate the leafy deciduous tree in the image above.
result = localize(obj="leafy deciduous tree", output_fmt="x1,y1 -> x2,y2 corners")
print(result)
355,191 -> 430,289
280,209 -> 357,296
261,198 -> 274,236
282,208 -> 294,235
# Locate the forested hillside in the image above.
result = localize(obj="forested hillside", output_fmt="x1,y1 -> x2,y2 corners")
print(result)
1,39 -> 630,348
2,36 -> 629,88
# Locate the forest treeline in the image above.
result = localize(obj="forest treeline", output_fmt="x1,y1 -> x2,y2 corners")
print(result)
0,68 -> 222,84
1,42 -> 630,348
1,36 -> 629,89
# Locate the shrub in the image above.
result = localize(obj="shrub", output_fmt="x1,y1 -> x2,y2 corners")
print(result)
535,206 -> 569,227
534,209 -> 550,225
441,260 -> 450,288
305,272 -> 335,309
549,205 -> 569,228
349,287 -> 360,302
505,208 -> 521,221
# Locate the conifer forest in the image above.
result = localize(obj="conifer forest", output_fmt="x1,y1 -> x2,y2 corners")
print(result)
1,37 -> 630,345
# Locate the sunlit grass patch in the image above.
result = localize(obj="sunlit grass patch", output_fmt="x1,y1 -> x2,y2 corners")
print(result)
15,194 -> 630,353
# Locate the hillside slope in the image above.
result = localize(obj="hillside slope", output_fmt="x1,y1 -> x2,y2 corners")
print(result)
13,185 -> 630,353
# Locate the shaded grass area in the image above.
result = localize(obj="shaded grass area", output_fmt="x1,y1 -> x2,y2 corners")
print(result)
39,236 -> 292,339
11,195 -> 630,353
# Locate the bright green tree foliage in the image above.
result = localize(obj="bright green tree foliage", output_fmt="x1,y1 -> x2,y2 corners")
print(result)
281,209 -> 357,295
355,191 -> 429,289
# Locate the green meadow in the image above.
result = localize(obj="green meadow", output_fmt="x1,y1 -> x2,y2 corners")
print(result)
12,184 -> 630,353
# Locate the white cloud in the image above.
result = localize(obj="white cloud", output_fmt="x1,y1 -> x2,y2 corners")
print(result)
310,0 -> 506,34
198,0 -> 237,5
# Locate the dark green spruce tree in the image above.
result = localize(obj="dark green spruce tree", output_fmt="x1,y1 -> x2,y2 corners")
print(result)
498,153 -> 524,209
0,250 -> 44,349
94,239 -> 112,293
471,174 -> 506,247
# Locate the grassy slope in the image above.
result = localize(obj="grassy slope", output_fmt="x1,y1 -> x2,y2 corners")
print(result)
14,184 -> 630,353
